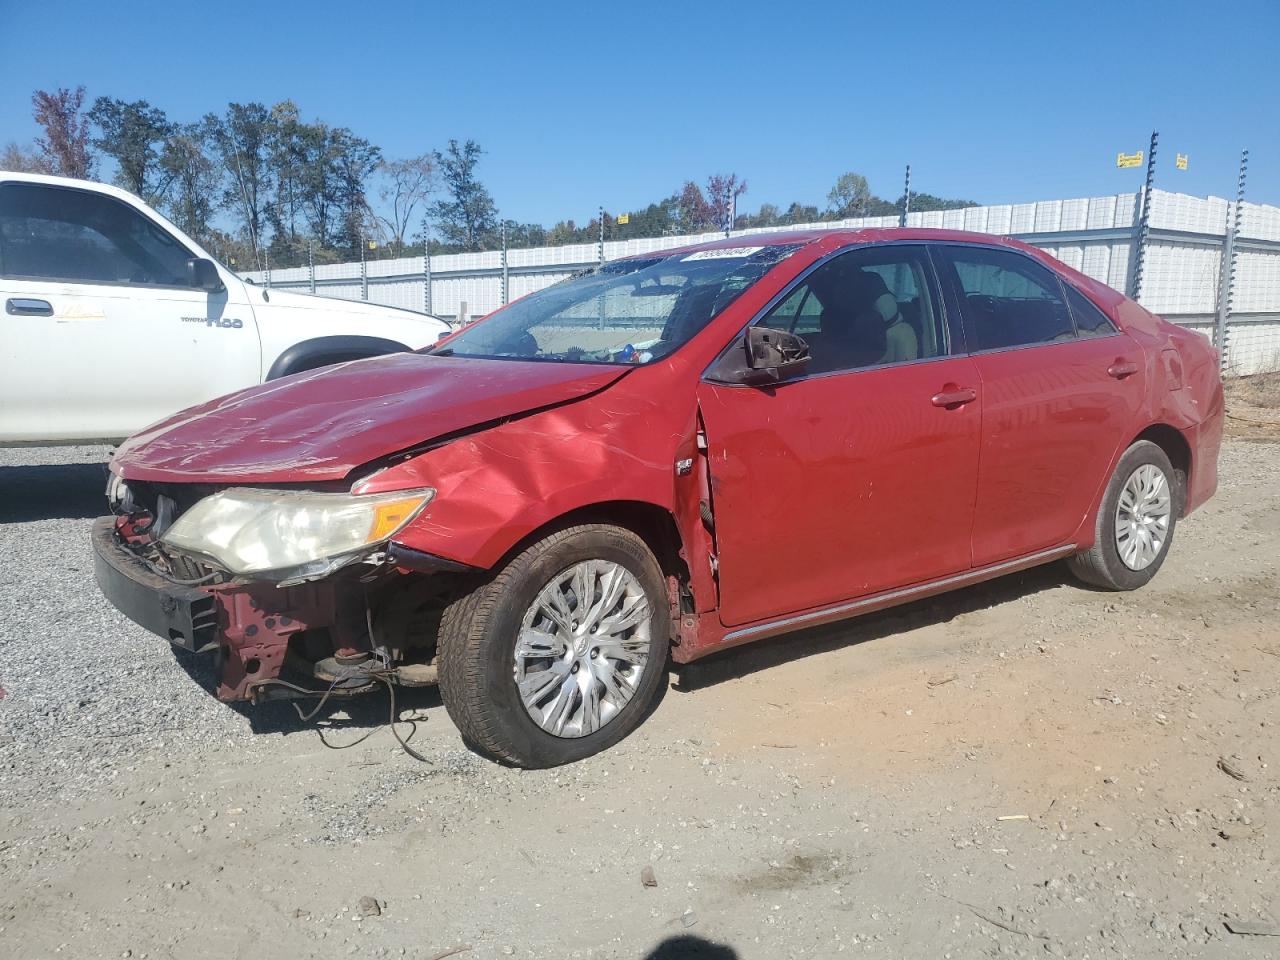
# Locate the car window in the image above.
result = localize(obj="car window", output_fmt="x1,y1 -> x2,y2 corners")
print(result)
943,247 -> 1074,351
757,246 -> 947,375
437,244 -> 801,365
0,182 -> 193,287
1063,283 -> 1119,338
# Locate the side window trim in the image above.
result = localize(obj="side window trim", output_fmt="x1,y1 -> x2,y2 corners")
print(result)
934,242 -> 1083,356
0,182 -> 199,290
702,241 -> 956,385
1063,281 -> 1122,339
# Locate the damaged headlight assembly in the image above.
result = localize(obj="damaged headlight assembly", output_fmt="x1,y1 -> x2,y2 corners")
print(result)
159,487 -> 435,580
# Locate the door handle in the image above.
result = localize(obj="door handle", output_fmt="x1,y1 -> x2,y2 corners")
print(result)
931,387 -> 977,408
6,298 -> 54,317
1107,360 -> 1139,380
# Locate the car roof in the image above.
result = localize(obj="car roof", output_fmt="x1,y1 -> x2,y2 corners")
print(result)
632,227 -> 1042,260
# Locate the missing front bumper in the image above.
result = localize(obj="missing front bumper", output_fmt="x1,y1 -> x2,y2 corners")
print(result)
91,517 -> 219,652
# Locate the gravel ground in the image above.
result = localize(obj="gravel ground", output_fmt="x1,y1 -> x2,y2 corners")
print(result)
1,441 -> 1277,959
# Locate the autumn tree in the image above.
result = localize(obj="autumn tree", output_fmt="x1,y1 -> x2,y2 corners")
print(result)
31,86 -> 94,178
430,139 -> 497,251
705,173 -> 748,231
677,181 -> 714,233
88,97 -> 173,201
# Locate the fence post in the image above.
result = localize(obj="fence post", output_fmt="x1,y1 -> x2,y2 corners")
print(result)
900,164 -> 911,227
422,230 -> 433,317
1214,149 -> 1249,375
360,237 -> 368,301
1129,130 -> 1159,301
308,240 -> 315,294
598,206 -> 605,265
501,220 -> 509,305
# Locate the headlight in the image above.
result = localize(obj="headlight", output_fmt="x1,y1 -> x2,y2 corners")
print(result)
160,487 -> 435,576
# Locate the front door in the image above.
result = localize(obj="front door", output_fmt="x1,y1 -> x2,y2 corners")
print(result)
0,181 -> 258,443
699,244 -> 982,628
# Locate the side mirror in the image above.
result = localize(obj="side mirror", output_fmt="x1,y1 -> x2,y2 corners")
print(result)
741,326 -> 810,384
187,258 -> 225,294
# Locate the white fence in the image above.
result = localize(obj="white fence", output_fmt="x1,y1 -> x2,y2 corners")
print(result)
246,189 -> 1280,376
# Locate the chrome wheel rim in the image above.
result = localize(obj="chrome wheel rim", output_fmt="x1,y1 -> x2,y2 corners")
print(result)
514,560 -> 651,738
1114,463 -> 1172,571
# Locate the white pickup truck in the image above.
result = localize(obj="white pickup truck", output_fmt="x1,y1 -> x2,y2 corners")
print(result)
0,172 -> 449,445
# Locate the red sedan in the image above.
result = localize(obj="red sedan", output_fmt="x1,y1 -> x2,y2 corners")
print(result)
94,229 -> 1223,767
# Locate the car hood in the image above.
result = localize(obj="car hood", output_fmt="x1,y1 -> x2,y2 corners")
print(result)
111,353 -> 630,484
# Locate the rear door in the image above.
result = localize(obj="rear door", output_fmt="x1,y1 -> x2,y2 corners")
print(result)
0,181 -> 259,443
698,244 -> 982,627
935,244 -> 1144,566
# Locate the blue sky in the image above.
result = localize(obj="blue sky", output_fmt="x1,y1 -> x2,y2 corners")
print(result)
1,0 -> 1277,224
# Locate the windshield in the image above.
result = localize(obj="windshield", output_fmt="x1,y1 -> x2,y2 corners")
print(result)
433,244 -> 802,364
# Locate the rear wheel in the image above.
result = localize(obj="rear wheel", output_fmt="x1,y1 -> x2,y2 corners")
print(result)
437,524 -> 668,768
1067,440 -> 1178,591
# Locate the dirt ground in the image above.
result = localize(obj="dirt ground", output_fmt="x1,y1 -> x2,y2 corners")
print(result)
1,434 -> 1277,960
1224,372 -> 1280,444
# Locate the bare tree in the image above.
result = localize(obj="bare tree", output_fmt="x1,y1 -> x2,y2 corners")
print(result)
373,154 -> 437,255
31,86 -> 94,178
2,142 -> 52,173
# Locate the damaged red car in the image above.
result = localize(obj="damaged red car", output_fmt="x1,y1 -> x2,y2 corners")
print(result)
94,229 -> 1223,767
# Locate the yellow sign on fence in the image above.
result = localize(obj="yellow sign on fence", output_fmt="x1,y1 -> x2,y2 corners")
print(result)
616,213 -> 630,224
1176,153 -> 1189,170
1117,151 -> 1144,169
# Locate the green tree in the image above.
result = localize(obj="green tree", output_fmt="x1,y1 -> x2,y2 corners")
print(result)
332,129 -> 381,252
204,102 -> 275,266
430,139 -> 497,251
88,97 -> 173,201
31,86 -> 94,178
897,191 -> 977,213
160,124 -> 220,241
782,201 -> 821,225
267,100 -> 307,246
826,172 -> 871,218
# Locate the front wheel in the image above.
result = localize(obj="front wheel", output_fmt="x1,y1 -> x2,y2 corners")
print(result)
1067,440 -> 1179,591
437,524 -> 669,768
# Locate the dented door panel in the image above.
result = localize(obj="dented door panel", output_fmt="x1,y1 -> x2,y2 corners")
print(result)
698,357 -> 983,627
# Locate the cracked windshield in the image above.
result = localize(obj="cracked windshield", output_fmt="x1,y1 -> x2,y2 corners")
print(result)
434,244 -> 800,364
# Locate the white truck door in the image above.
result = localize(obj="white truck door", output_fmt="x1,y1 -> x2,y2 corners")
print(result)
0,180 -> 260,443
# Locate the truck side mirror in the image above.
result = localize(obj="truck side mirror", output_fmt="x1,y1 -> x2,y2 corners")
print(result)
187,258 -> 226,294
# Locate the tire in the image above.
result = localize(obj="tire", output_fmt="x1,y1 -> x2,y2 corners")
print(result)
1067,440 -> 1179,591
437,524 -> 669,768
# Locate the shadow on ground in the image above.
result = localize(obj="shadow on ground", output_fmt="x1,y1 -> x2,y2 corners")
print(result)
673,561 -> 1074,691
643,936 -> 738,959
0,461 -> 109,523
164,561 -> 1069,757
